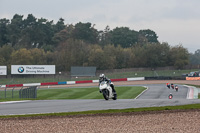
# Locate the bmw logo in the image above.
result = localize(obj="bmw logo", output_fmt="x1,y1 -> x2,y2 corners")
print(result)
18,67 -> 24,73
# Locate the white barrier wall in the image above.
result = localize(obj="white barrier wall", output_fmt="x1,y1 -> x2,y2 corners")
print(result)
127,77 -> 145,81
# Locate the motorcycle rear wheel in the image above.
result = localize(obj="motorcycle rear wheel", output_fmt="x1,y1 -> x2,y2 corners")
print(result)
112,93 -> 117,100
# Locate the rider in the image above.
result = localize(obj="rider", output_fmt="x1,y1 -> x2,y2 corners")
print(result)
166,83 -> 170,89
171,83 -> 174,89
99,74 -> 116,94
175,85 -> 178,90
169,93 -> 173,99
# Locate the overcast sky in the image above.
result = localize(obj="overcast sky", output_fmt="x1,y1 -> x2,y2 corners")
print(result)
0,0 -> 200,53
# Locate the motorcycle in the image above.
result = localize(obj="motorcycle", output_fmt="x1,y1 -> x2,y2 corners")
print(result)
167,84 -> 170,89
171,83 -> 174,89
99,81 -> 117,100
175,85 -> 178,91
168,93 -> 173,99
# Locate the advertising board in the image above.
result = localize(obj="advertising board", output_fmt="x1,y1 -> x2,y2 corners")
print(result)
0,66 -> 7,75
186,77 -> 200,80
11,65 -> 55,74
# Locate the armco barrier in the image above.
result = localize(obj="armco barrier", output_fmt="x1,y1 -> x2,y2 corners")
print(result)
127,77 -> 145,81
6,84 -> 23,88
111,78 -> 127,82
41,82 -> 58,86
145,76 -> 185,80
76,80 -> 93,84
1,77 -> 145,88
58,81 -> 67,85
145,76 -> 172,80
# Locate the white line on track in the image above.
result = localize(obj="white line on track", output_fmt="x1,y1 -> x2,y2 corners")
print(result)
135,86 -> 148,99
0,100 -> 30,104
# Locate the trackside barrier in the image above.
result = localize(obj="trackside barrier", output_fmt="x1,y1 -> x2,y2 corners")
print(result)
127,77 -> 145,81
111,78 -> 127,82
23,83 -> 41,87
76,80 -> 93,84
186,77 -> 200,80
6,84 -> 23,88
0,77 -> 145,88
66,81 -> 76,84
0,86 -> 33,99
185,85 -> 199,99
19,86 -> 37,99
58,81 -> 67,85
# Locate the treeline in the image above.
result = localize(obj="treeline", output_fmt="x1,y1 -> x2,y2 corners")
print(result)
0,14 -> 196,72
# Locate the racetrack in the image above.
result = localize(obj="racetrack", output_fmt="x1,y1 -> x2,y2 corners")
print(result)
1,80 -> 200,133
0,80 -> 200,115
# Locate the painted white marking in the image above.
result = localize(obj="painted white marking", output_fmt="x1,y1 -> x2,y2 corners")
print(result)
0,100 -> 30,104
135,86 -> 148,99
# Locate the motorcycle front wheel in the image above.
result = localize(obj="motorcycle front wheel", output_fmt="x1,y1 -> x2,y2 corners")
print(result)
102,89 -> 109,100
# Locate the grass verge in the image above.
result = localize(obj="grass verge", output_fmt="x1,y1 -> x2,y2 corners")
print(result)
0,86 -> 146,101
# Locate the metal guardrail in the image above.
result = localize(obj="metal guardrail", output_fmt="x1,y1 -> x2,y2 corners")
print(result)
19,86 -> 37,99
0,86 -> 37,99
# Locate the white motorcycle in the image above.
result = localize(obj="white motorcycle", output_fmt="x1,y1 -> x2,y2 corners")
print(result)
99,81 -> 117,100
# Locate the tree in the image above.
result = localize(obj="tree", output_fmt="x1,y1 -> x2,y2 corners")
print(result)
53,24 -> 74,44
113,45 -> 135,68
21,15 -> 55,48
0,44 -> 14,65
139,29 -> 158,43
54,18 -> 65,32
72,22 -> 98,44
88,45 -> 106,69
0,18 -> 10,46
54,39 -> 90,71
7,14 -> 24,46
103,44 -> 116,69
189,49 -> 200,65
110,27 -> 138,48
98,25 -> 112,46
10,48 -> 33,65
30,48 -> 46,64
131,46 -> 147,67
18,14 -> 37,48
170,45 -> 189,69
143,43 -> 170,68
0,55 -> 5,65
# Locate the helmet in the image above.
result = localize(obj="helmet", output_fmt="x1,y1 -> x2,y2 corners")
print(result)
99,74 -> 105,80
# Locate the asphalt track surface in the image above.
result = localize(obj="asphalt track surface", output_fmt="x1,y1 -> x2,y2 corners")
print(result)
1,83 -> 200,116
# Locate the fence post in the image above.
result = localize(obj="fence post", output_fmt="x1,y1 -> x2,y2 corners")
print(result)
35,86 -> 37,98
4,87 -> 6,99
12,86 -> 15,98
19,87 -> 23,99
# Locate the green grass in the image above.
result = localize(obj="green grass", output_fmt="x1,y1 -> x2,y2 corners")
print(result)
0,86 -> 146,101
0,90 -> 20,100
37,86 -> 146,100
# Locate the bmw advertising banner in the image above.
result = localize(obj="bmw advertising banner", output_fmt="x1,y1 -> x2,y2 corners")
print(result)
11,65 -> 55,74
0,66 -> 7,75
